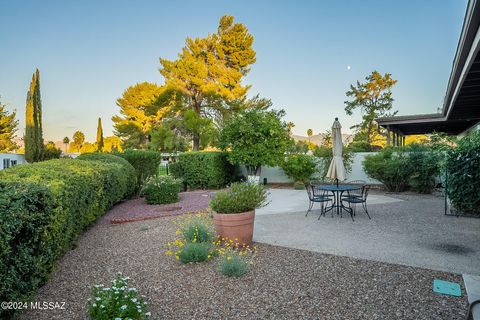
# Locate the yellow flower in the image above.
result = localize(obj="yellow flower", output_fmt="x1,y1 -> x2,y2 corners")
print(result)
166,250 -> 172,256
175,255 -> 179,260
167,242 -> 171,247
227,256 -> 232,261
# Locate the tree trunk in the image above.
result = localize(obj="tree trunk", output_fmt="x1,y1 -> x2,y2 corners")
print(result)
192,135 -> 200,151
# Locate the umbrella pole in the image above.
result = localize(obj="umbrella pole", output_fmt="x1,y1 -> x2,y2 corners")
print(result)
336,178 -> 339,187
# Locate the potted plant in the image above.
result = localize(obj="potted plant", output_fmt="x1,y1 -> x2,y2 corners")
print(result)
210,182 -> 268,245
218,108 -> 292,184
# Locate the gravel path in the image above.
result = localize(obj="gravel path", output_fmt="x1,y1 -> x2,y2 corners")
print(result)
19,199 -> 467,320
103,191 -> 211,224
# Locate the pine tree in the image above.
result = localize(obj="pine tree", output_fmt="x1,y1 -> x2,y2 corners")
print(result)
96,117 -> 104,152
0,98 -> 19,152
25,69 -> 44,162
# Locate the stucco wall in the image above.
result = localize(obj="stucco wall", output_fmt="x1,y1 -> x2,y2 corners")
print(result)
0,153 -> 27,170
239,152 -> 380,184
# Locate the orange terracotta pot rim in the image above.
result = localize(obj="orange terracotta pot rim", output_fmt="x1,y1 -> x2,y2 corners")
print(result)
212,210 -> 255,216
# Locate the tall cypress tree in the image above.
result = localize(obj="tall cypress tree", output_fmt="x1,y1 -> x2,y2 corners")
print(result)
96,117 -> 104,152
25,69 -> 44,162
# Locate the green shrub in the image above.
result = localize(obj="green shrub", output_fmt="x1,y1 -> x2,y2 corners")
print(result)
171,152 -> 234,189
210,182 -> 268,214
407,144 -> 442,194
140,176 -> 182,205
281,154 -> 317,183
446,131 -> 480,214
77,152 -> 137,198
88,273 -> 150,319
293,181 -> 305,189
177,242 -> 210,263
363,148 -> 411,192
116,149 -> 163,191
363,145 -> 441,193
0,159 -> 134,316
218,252 -> 248,277
347,141 -> 373,152
181,216 -> 215,243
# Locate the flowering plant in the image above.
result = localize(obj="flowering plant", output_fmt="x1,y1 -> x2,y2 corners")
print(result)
210,182 -> 268,214
140,175 -> 182,205
87,273 -> 150,320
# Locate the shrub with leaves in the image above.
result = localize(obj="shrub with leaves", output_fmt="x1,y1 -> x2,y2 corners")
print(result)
180,215 -> 216,243
313,145 -> 353,179
281,154 -> 317,184
87,273 -> 150,320
446,130 -> 480,214
210,182 -> 268,214
140,175 -> 182,205
217,241 -> 256,278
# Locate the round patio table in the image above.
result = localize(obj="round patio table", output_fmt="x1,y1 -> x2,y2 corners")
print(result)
314,184 -> 362,221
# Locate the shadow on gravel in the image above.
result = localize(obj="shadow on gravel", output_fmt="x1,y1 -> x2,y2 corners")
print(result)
425,242 -> 476,256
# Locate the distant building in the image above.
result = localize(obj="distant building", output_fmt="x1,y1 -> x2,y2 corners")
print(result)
0,153 -> 26,170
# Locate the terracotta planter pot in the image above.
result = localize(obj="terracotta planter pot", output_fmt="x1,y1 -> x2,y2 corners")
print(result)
213,210 -> 255,246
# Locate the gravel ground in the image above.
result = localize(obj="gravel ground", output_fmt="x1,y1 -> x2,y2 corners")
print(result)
19,196 -> 467,320
103,191 -> 211,224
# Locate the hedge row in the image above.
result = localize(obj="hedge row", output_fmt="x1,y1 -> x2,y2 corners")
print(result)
170,152 -> 234,189
115,150 -> 163,191
0,156 -> 136,317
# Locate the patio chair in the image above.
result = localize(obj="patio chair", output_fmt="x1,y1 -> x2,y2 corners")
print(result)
305,183 -> 333,217
341,185 -> 371,219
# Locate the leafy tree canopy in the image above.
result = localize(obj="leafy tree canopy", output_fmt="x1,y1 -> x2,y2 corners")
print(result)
69,130 -> 85,152
345,71 -> 397,145
159,15 -> 256,150
219,108 -> 292,175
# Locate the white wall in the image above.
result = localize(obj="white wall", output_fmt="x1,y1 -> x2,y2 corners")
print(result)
0,153 -> 27,170
239,152 -> 380,184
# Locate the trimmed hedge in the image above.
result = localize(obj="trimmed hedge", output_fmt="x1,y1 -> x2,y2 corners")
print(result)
116,150 -> 163,191
171,152 -> 234,189
0,158 -> 135,317
77,153 -> 137,198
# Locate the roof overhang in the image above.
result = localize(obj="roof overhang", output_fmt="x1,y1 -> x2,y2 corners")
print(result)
377,0 -> 480,135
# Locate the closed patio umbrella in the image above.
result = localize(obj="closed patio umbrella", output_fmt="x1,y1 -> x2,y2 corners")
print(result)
326,117 -> 346,186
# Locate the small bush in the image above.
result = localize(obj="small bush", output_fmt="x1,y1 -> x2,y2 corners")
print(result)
281,154 -> 317,183
88,273 -> 150,320
210,182 -> 268,214
181,216 -> 215,243
293,181 -> 305,189
177,242 -> 211,263
313,145 -> 354,178
218,252 -> 248,277
171,152 -> 234,189
363,148 -> 411,192
446,131 -> 480,214
347,141 -> 373,152
140,176 -> 182,205
116,149 -> 163,191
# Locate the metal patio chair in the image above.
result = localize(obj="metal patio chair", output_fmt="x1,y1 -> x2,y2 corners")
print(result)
341,184 -> 371,219
305,182 -> 333,217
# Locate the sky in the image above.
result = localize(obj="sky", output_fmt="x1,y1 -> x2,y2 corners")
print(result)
0,0 -> 468,142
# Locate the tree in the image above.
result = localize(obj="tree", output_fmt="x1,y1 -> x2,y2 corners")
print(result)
96,117 -> 104,152
344,71 -> 398,144
69,131 -> 85,152
322,130 -> 332,148
24,69 -> 44,162
307,129 -> 313,143
219,109 -> 292,176
103,136 -> 123,152
112,82 -> 166,149
160,15 -> 256,150
80,142 -> 96,154
43,141 -> 62,160
0,98 -> 18,152
62,136 -> 70,153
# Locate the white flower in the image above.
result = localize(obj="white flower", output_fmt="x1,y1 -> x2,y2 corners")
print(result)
145,312 -> 151,317
131,298 -> 137,303
101,305 -> 105,308
115,318 -> 122,320
120,305 -> 127,310
92,303 -> 97,307
95,297 -> 101,301
128,288 -> 136,292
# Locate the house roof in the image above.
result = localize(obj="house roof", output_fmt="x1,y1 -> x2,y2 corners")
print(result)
377,0 -> 480,135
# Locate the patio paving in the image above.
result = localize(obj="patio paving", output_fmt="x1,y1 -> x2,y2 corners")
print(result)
254,189 -> 480,275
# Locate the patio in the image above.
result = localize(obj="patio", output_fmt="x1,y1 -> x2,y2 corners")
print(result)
255,188 -> 480,275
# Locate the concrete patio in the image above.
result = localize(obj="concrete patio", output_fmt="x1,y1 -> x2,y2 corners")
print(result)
254,188 -> 480,275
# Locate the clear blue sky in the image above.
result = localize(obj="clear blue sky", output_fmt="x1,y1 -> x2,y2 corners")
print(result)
0,0 -> 468,142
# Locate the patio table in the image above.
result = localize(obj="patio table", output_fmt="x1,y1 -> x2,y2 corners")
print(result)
314,184 -> 362,221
